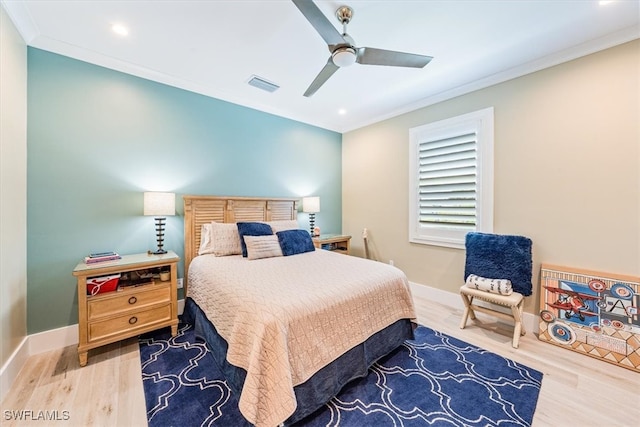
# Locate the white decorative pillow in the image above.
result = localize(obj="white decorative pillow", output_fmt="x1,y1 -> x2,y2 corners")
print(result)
267,220 -> 300,233
465,274 -> 513,295
198,223 -> 215,255
244,235 -> 283,260
211,222 -> 242,256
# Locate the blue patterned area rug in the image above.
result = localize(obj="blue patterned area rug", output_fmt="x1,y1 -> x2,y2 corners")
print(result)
139,323 -> 543,427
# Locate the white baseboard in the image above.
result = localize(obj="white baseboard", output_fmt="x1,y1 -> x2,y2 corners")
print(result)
28,324 -> 79,355
0,336 -> 29,404
409,281 -> 538,334
410,281 -> 462,307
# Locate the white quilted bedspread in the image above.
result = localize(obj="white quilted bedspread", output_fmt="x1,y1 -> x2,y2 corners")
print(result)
187,249 -> 416,427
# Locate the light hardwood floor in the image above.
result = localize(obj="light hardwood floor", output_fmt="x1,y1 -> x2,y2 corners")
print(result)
1,339 -> 147,426
2,293 -> 639,426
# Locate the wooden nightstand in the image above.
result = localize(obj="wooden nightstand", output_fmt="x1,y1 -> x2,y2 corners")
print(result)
73,251 -> 179,366
313,234 -> 352,255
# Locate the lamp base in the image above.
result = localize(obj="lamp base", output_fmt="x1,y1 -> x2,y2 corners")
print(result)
151,217 -> 168,255
309,213 -> 316,236
149,249 -> 168,255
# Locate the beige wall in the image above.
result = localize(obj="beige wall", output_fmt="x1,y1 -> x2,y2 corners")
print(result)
343,40 -> 639,314
0,4 -> 28,371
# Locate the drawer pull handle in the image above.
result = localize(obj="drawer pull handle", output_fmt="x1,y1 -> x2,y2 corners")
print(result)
129,316 -> 138,325
128,296 -> 137,305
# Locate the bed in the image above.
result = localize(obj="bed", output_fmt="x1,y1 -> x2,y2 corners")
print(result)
182,195 -> 417,426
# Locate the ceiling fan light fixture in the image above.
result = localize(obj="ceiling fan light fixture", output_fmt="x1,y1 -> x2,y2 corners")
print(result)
332,47 -> 357,67
293,0 -> 432,96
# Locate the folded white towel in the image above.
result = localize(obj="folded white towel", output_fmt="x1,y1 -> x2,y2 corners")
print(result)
466,274 -> 513,295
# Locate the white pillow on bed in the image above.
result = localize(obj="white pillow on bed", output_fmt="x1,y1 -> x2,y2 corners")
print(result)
211,222 -> 243,256
267,220 -> 300,233
198,223 -> 215,255
244,235 -> 283,260
198,222 -> 243,256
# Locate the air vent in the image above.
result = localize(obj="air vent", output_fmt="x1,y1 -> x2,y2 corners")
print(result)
247,75 -> 280,93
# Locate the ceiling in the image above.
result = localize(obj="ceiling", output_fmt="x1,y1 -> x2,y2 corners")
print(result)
3,0 -> 639,133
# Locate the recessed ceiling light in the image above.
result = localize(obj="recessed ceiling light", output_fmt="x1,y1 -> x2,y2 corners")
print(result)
338,109 -> 347,115
111,23 -> 129,36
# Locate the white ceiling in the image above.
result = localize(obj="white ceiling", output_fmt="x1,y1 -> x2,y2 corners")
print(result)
3,0 -> 639,133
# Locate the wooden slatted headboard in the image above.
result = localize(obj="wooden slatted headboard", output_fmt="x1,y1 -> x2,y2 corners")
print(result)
183,195 -> 299,294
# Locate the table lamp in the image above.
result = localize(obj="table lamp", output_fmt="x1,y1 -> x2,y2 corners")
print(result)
144,192 -> 175,254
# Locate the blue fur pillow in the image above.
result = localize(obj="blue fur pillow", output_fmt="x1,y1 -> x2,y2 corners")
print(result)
464,232 -> 533,296
277,229 -> 315,256
236,222 -> 273,257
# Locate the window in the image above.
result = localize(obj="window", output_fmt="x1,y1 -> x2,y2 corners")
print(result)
409,107 -> 494,249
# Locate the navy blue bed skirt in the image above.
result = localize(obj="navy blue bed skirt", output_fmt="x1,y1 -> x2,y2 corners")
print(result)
182,297 -> 414,425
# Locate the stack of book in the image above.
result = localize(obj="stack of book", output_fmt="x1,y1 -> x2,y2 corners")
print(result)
84,251 -> 122,264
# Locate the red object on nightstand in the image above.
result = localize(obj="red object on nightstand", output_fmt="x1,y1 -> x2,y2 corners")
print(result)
86,274 -> 120,295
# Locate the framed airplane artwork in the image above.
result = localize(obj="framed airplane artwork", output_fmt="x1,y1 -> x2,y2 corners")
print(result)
538,264 -> 640,373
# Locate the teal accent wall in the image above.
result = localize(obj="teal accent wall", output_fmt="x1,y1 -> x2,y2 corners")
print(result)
27,48 -> 342,334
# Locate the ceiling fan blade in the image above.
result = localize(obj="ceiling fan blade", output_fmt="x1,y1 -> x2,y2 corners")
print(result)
292,0 -> 345,46
303,58 -> 340,97
356,47 -> 433,68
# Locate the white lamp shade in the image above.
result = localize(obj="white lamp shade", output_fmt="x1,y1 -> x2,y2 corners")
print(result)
144,192 -> 175,216
302,196 -> 320,213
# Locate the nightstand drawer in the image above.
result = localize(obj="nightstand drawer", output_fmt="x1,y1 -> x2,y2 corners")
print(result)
87,286 -> 170,320
88,304 -> 172,342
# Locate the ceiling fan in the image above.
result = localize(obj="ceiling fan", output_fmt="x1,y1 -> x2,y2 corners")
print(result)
292,0 -> 433,97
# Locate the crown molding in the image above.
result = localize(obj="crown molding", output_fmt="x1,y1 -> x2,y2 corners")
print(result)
1,0 -> 39,43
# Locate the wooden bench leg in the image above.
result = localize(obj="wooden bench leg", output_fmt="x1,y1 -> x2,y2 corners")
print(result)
468,297 -> 477,320
519,302 -> 526,336
510,302 -> 526,348
460,293 -> 469,329
459,293 -> 476,329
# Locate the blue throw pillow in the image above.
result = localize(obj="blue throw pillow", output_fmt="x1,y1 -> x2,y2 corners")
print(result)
464,232 -> 533,296
236,222 -> 273,257
277,229 -> 315,256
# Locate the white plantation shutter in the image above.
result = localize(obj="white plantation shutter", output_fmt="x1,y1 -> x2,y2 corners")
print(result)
409,108 -> 493,249
418,132 -> 477,229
